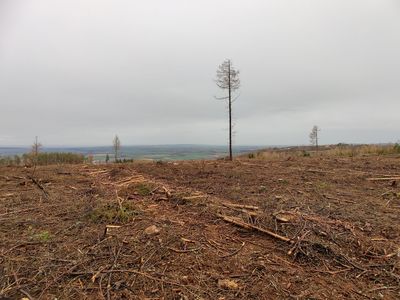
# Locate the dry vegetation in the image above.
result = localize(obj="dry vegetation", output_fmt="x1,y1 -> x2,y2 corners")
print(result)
247,144 -> 400,160
0,151 -> 399,299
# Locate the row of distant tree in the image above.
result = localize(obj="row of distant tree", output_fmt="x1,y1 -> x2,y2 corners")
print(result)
0,125 -> 321,166
0,134 -> 123,166
0,136 -> 86,166
0,151 -> 86,166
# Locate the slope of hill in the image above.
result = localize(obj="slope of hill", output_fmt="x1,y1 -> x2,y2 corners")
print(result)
0,155 -> 399,299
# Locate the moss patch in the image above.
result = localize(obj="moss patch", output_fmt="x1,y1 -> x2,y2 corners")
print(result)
88,202 -> 138,224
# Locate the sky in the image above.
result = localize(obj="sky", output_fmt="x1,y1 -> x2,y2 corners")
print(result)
0,0 -> 399,146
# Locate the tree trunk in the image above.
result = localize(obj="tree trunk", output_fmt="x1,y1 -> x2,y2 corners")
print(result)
228,62 -> 232,161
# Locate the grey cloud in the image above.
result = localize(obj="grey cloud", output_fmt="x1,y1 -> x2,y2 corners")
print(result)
0,0 -> 399,146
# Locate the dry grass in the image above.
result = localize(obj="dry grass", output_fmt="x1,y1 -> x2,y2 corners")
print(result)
246,144 -> 400,160
1,156 -> 400,299
324,144 -> 400,157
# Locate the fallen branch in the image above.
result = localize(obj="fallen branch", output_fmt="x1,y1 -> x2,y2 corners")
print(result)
70,269 -> 182,287
167,247 -> 202,253
1,175 -> 24,181
367,177 -> 400,181
223,205 -> 258,217
182,195 -> 206,201
219,242 -> 246,258
19,289 -> 34,300
56,171 -> 72,175
27,176 -> 49,197
116,177 -> 146,187
222,203 -> 259,210
0,207 -> 39,218
162,186 -> 172,198
306,169 -> 335,174
217,214 -> 292,243
88,170 -> 109,175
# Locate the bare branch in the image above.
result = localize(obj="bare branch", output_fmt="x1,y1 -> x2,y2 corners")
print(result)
214,95 -> 229,100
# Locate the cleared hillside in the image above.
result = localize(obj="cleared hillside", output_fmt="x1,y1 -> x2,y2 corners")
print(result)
1,155 -> 399,299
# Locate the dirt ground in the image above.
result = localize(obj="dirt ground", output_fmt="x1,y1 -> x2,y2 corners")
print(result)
0,155 -> 399,299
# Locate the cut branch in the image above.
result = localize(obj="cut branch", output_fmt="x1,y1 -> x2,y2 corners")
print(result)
27,176 -> 49,197
217,214 -> 292,243
366,177 -> 400,181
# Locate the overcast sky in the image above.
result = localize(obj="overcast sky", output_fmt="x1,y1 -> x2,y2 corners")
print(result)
0,0 -> 399,146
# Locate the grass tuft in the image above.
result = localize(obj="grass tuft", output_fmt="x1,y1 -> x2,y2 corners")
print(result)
88,202 -> 138,224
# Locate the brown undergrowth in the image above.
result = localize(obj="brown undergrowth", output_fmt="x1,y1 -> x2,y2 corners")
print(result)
0,156 -> 399,299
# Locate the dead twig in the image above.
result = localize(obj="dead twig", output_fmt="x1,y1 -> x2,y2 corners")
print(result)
70,269 -> 183,287
217,214 -> 292,243
222,203 -> 259,210
19,289 -> 34,300
219,242 -> 245,258
106,245 -> 122,300
27,175 -> 49,197
167,247 -> 202,253
0,207 -> 39,218
162,186 -> 172,198
367,177 -> 400,181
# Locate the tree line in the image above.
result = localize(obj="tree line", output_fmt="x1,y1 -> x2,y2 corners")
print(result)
0,137 -> 86,166
0,152 -> 86,166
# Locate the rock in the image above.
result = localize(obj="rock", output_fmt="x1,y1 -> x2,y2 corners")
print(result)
218,279 -> 239,290
144,225 -> 160,235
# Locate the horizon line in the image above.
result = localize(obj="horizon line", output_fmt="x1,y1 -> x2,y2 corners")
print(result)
0,142 -> 397,149
0,143 -> 275,148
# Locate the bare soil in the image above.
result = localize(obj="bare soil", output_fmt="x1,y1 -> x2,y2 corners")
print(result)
0,155 -> 399,299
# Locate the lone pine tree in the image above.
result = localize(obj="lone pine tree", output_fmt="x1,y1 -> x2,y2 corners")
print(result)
215,59 -> 240,161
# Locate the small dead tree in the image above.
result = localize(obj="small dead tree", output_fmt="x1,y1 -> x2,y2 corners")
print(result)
28,136 -> 42,178
113,135 -> 121,162
31,136 -> 42,164
309,125 -> 320,151
215,59 -> 240,161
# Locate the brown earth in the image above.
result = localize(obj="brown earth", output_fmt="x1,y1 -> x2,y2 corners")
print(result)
0,155 -> 399,299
